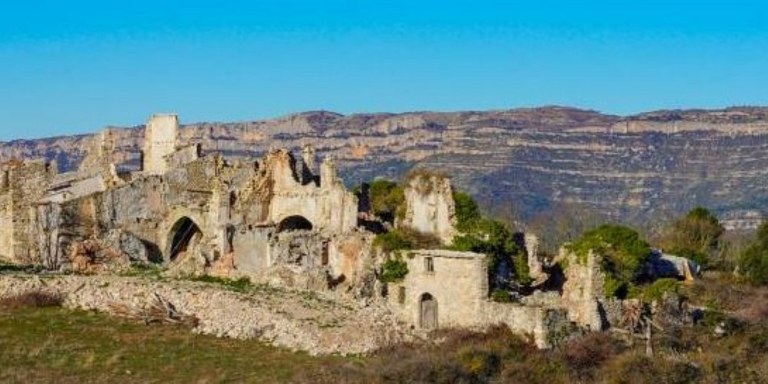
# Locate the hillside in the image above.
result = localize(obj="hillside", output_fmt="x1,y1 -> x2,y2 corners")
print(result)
2,106 -> 768,227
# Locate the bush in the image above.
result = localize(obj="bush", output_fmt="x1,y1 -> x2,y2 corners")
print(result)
738,222 -> 768,285
373,228 -> 442,253
491,289 -> 512,302
0,291 -> 63,309
569,225 -> 651,298
631,278 -> 680,302
453,191 -> 481,232
659,207 -> 724,269
562,332 -> 624,380
190,275 -> 253,293
373,230 -> 413,253
368,179 -> 405,223
380,257 -> 409,283
452,217 -> 531,286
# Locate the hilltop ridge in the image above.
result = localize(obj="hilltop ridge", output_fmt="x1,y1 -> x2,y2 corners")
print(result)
2,106 -> 768,226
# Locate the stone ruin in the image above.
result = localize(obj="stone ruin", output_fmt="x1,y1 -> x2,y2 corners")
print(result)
0,112 -> 646,349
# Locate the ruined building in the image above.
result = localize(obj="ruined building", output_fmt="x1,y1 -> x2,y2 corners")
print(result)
0,114 -> 363,286
0,113 -> 579,346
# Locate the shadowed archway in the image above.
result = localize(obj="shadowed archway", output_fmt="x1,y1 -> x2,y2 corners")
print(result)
277,215 -> 313,233
167,216 -> 203,261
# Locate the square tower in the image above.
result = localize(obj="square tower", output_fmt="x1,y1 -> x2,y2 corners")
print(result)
143,113 -> 178,175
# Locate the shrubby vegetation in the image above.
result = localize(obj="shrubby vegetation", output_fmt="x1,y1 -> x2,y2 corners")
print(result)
379,256 -> 409,283
739,221 -> 768,285
450,191 -> 532,286
372,227 -> 441,253
368,179 -> 405,223
569,224 -> 651,298
659,207 -> 724,268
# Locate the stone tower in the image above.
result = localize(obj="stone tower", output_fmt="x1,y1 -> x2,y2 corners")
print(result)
143,114 -> 178,175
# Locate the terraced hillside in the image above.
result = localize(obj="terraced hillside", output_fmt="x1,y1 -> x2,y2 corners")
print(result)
2,106 -> 768,226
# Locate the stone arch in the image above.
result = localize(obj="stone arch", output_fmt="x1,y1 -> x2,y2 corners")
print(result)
277,215 -> 313,232
419,293 -> 438,329
166,216 -> 203,262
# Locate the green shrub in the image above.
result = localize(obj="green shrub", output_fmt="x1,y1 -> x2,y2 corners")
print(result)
368,179 -> 405,222
630,278 -> 680,302
380,256 -> 409,283
373,231 -> 414,253
373,228 -> 441,253
738,222 -> 768,285
453,191 -> 481,232
491,289 -> 512,302
191,275 -> 253,293
569,224 -> 651,298
451,217 -> 531,286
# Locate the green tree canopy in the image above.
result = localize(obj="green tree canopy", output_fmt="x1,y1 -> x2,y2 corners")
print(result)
368,179 -> 405,223
660,207 -> 724,267
569,224 -> 652,297
738,221 -> 768,286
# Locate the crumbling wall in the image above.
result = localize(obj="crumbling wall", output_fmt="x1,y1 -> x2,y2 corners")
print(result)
560,248 -> 606,331
168,143 -> 200,169
483,303 -> 569,348
401,174 -> 457,244
257,149 -> 358,233
327,232 -> 375,288
1,160 -> 57,263
231,224 -> 273,273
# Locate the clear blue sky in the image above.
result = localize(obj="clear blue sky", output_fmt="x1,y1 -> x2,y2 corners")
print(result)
1,1 -> 767,140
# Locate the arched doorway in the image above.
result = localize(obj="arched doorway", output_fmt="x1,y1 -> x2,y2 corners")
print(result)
277,215 -> 313,232
420,293 -> 438,329
167,217 -> 203,261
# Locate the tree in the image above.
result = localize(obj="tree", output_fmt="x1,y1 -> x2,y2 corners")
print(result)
738,221 -> 768,286
368,179 -> 405,223
570,224 -> 652,298
660,207 -> 724,267
451,191 -> 531,287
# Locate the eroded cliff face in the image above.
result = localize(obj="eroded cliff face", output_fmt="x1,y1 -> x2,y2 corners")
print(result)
3,106 -> 768,225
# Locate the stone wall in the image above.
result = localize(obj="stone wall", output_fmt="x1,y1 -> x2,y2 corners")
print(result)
0,160 -> 57,263
388,250 -> 487,328
483,302 -> 569,348
560,248 -> 607,331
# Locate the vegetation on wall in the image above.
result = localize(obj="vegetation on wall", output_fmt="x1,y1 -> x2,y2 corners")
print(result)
379,256 -> 409,283
451,192 -> 532,287
372,227 -> 441,253
569,224 -> 652,298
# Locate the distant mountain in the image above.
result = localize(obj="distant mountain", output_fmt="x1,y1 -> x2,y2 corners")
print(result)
3,106 -> 768,228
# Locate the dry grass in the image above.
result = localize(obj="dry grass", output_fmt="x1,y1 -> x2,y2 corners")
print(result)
0,303 -> 344,383
2,284 -> 768,383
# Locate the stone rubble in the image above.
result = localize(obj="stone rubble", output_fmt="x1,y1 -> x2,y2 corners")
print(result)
0,274 -> 415,355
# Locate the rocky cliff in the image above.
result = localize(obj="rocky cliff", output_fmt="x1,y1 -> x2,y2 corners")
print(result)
3,106 -> 768,226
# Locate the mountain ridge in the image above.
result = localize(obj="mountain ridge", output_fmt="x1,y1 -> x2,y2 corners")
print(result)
2,105 -> 768,228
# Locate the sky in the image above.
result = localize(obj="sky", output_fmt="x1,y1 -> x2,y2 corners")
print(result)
1,1 -> 767,140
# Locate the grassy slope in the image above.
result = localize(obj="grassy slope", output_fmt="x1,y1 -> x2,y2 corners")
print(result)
0,306 -> 344,383
2,274 -> 768,383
